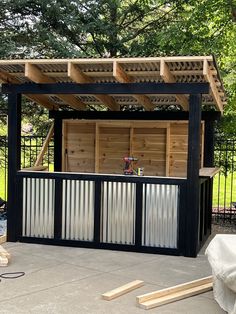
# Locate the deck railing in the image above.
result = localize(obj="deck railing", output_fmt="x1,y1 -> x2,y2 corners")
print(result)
16,171 -> 187,255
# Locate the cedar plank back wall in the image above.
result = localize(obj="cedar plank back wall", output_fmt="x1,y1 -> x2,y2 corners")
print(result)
62,120 -> 204,177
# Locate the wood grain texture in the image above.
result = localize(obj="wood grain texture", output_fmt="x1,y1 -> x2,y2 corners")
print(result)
137,276 -> 213,309
62,119 -> 204,177
102,280 -> 144,300
139,282 -> 213,309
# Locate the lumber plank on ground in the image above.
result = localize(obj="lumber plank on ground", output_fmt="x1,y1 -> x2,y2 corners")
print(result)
138,282 -> 213,309
0,235 -> 6,244
102,280 -> 144,301
0,245 -> 10,259
0,255 -> 8,267
136,276 -> 212,305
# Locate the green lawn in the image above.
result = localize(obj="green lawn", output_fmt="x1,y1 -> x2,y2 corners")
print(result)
212,172 -> 236,208
0,166 -> 7,200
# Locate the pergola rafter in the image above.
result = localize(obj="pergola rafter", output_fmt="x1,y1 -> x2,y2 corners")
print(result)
0,56 -> 226,113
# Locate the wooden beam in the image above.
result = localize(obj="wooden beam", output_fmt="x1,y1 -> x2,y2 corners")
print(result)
22,165 -> 48,171
25,63 -> 87,110
137,276 -> 213,310
203,59 -> 223,114
27,94 -> 58,110
113,61 -> 155,111
137,276 -> 212,304
160,60 -> 189,111
34,123 -> 54,167
0,69 -> 58,110
102,280 -> 144,300
68,62 -> 119,111
138,283 -> 212,309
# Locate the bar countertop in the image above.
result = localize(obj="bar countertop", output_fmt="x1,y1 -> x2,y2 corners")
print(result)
199,167 -> 220,178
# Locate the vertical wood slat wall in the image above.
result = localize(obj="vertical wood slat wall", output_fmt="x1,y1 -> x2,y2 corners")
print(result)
62,120 -> 204,178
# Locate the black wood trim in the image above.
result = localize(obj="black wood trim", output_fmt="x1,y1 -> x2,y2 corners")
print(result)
94,180 -> 101,244
18,236 -> 181,256
7,93 -> 21,242
178,182 -> 187,254
54,118 -> 62,171
135,182 -> 143,248
185,94 -> 202,257
17,171 -> 186,185
54,178 -> 63,239
2,82 -> 210,95
49,110 -> 221,121
204,119 -> 215,167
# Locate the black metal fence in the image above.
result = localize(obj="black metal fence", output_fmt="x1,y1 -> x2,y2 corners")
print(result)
213,137 -> 236,223
1,135 -> 236,224
0,135 -> 54,201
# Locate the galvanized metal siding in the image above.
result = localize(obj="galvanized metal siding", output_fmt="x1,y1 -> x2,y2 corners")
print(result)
101,182 -> 136,245
61,180 -> 95,241
142,184 -> 179,248
22,177 -> 55,238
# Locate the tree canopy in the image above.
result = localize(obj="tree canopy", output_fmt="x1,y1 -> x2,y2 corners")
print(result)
0,0 -> 235,135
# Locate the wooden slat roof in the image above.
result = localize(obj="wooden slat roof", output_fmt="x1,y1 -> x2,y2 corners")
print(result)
0,56 -> 226,113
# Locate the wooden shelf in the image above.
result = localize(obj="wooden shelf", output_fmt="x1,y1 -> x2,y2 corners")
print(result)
199,167 -> 220,178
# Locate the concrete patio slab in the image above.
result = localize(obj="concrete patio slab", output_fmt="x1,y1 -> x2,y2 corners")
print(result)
0,242 -> 226,314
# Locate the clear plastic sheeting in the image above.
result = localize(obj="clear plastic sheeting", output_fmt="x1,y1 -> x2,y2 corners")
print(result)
142,184 -> 179,248
101,181 -> 136,245
62,180 -> 95,241
206,234 -> 236,314
22,177 -> 55,238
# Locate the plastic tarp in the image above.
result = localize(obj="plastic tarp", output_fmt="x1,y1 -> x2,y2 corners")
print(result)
206,234 -> 236,314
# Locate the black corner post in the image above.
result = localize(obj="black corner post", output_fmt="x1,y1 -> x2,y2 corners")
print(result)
54,117 -> 62,171
7,93 -> 22,242
185,94 -> 202,257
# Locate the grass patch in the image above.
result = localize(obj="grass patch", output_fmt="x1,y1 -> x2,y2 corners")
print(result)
213,172 -> 236,208
0,166 -> 7,200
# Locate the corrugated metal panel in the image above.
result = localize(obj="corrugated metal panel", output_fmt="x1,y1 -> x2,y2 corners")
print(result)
101,181 -> 136,245
61,180 -> 94,241
22,177 -> 55,238
142,184 -> 179,248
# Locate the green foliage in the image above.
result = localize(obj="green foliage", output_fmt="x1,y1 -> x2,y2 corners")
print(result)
0,0 -> 235,131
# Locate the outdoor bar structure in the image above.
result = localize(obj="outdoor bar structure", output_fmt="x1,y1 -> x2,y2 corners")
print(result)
0,56 -> 226,257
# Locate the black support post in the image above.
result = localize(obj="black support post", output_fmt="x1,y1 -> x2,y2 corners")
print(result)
135,182 -> 143,249
7,93 -> 22,241
204,119 -> 215,167
54,178 -> 63,239
94,180 -> 102,244
54,118 -> 62,171
185,94 -> 202,257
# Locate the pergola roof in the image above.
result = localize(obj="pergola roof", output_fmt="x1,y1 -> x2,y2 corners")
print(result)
0,56 -> 226,113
